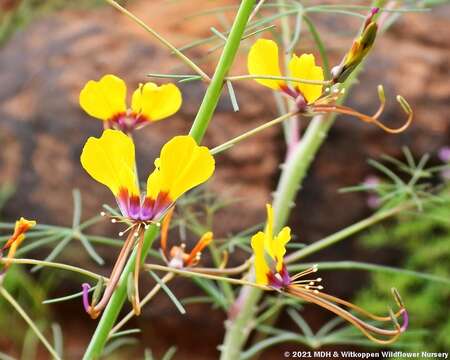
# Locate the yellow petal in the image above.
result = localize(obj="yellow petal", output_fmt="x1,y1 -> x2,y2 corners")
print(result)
248,39 -> 285,90
79,74 -> 127,121
80,129 -> 139,197
251,231 -> 270,285
263,204 -> 275,259
147,136 -> 215,201
131,82 -> 182,122
288,54 -> 324,103
146,165 -> 163,200
273,226 -> 291,272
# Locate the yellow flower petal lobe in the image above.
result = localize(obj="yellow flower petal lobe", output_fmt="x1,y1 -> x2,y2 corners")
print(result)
251,231 -> 270,285
131,82 -> 182,122
248,39 -> 285,90
146,136 -> 215,201
79,74 -> 127,121
288,54 -> 324,103
273,226 -> 291,272
80,129 -> 139,197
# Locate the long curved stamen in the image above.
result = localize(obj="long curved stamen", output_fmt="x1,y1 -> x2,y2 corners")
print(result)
314,291 -> 404,322
313,88 -> 413,134
290,264 -> 318,281
132,226 -> 145,315
287,286 -> 406,344
87,230 -> 137,319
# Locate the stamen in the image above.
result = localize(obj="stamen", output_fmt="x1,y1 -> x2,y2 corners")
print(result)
118,223 -> 138,237
287,286 -> 405,344
100,211 -> 106,217
312,87 -> 413,134
290,264 -> 319,281
132,228 -> 145,316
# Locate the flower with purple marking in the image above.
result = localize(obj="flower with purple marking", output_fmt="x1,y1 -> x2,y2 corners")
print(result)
79,129 -> 215,318
79,74 -> 182,133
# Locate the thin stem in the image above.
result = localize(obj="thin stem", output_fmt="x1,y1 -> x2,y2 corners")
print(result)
220,1 -> 389,357
109,272 -> 174,338
189,0 -> 256,142
132,230 -> 144,315
82,225 -> 158,360
191,259 -> 251,275
103,0 -> 210,82
0,258 -> 105,280
88,231 -> 136,319
211,111 -> 297,155
249,0 -> 267,22
85,1 -> 256,357
144,264 -> 269,290
0,287 -> 62,360
226,74 -> 331,85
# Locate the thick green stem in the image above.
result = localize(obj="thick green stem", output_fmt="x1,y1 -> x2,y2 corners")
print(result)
83,1 -> 256,358
82,225 -> 158,360
219,114 -> 333,360
189,0 -> 256,142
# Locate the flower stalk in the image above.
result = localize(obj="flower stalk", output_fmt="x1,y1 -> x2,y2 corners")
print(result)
83,1 -> 256,358
0,286 -> 62,360
189,0 -> 256,142
220,2 -> 388,357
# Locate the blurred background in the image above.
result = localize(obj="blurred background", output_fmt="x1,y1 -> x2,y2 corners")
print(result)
0,0 -> 449,359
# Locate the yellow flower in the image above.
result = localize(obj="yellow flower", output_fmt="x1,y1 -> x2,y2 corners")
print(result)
79,74 -> 182,133
248,39 -> 324,104
80,130 -> 214,319
1,217 -> 36,272
80,129 -> 215,222
251,204 -> 291,287
248,38 -> 412,134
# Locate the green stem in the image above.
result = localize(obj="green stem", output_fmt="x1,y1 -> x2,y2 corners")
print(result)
0,286 -> 61,360
226,74 -> 330,85
0,258 -> 105,280
219,115 -> 334,360
83,2 -> 256,356
220,0 -> 389,354
103,0 -> 210,81
189,0 -> 256,142
211,111 -> 297,155
272,115 -> 334,230
82,225 -> 158,360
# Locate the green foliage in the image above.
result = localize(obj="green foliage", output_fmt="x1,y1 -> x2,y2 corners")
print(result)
355,187 -> 450,355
